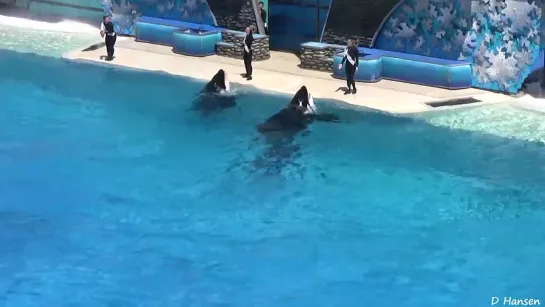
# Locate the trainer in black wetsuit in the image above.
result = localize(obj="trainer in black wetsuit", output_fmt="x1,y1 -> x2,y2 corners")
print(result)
338,39 -> 359,94
243,27 -> 254,80
100,15 -> 116,61
258,1 -> 268,35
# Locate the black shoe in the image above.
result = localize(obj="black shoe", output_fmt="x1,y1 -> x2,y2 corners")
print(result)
246,76 -> 252,81
344,89 -> 351,95
352,88 -> 357,94
242,73 -> 247,78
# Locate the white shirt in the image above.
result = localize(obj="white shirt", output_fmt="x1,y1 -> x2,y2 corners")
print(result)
243,34 -> 250,53
101,22 -> 116,36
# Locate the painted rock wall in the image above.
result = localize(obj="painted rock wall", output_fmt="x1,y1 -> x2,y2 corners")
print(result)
460,0 -> 541,92
374,0 -> 542,93
374,0 -> 472,60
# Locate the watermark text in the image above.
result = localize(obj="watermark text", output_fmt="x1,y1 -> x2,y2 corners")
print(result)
491,297 -> 541,306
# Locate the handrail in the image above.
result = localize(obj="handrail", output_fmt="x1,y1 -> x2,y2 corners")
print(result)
319,0 -> 332,42
250,0 -> 266,34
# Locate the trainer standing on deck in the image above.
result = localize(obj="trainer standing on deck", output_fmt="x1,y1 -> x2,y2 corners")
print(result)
100,15 -> 116,61
258,1 -> 268,35
338,39 -> 359,95
243,26 -> 254,81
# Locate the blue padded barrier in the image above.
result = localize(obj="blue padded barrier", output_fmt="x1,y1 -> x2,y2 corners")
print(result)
302,41 -> 344,49
331,47 -> 472,89
300,42 -> 472,89
172,28 -> 222,56
135,16 -> 222,46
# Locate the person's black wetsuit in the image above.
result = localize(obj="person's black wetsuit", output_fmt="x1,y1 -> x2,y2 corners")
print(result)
102,21 -> 116,59
243,32 -> 254,80
342,46 -> 359,93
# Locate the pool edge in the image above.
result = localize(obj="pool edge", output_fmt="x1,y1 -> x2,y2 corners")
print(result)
61,43 -> 509,115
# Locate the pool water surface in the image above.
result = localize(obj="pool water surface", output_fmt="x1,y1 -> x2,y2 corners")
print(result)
0,50 -> 544,306
0,16 -> 99,57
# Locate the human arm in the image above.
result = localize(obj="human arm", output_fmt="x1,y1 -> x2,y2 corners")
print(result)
354,47 -> 359,70
100,23 -> 105,38
338,52 -> 346,69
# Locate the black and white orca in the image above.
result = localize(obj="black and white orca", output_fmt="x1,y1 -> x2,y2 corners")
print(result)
257,86 -> 340,134
192,69 -> 236,113
256,105 -> 309,134
288,85 -> 316,114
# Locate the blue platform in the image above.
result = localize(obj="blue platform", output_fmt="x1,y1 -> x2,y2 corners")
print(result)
135,16 -> 223,47
301,42 -> 473,89
172,28 -> 222,57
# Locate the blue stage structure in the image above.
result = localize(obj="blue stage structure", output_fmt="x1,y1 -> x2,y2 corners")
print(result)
135,16 -> 222,46
331,47 -> 472,89
369,0 -> 542,93
172,28 -> 222,56
16,0 -> 539,93
298,0 -> 543,94
132,16 -> 270,59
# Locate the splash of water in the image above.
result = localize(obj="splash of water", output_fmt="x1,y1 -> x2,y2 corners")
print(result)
0,15 -> 98,34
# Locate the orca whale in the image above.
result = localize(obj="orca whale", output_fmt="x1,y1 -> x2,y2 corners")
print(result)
250,87 -> 340,176
288,85 -> 315,114
257,106 -> 310,134
257,86 -> 340,134
192,69 -> 236,113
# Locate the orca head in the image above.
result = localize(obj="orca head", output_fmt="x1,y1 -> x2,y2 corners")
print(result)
210,69 -> 229,92
295,86 -> 309,106
293,86 -> 316,114
299,86 -> 309,99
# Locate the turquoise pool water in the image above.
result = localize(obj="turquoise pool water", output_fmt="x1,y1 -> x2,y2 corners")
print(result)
419,103 -> 545,143
0,23 -> 98,56
1,50 -> 544,306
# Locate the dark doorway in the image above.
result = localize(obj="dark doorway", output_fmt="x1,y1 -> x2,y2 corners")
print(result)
322,0 -> 399,46
268,0 -> 330,52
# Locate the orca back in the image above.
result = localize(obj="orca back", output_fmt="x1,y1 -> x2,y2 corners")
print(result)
257,108 -> 308,133
192,92 -> 236,113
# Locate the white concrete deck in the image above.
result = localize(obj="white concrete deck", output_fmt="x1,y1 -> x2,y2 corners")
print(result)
63,38 -> 510,114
